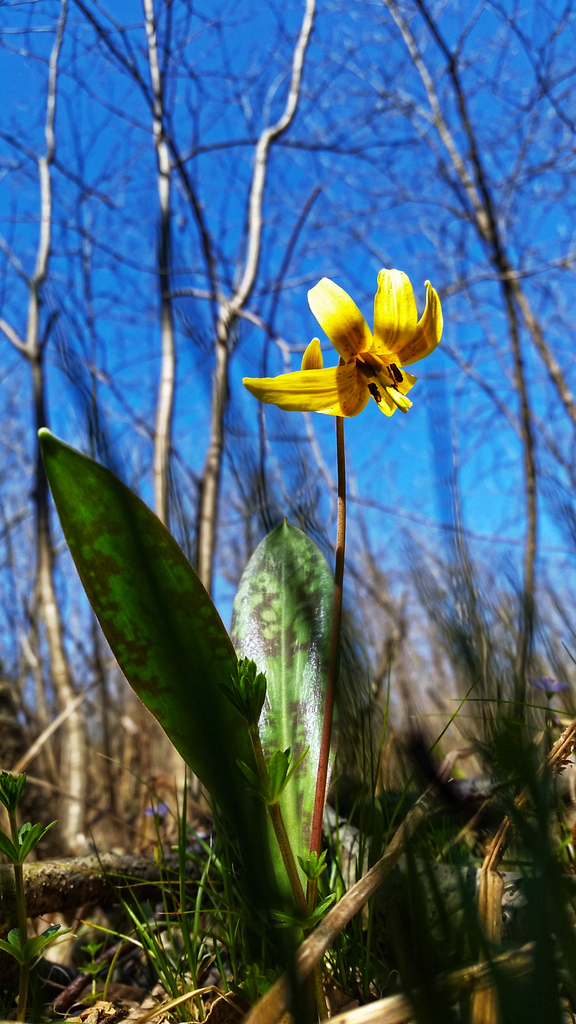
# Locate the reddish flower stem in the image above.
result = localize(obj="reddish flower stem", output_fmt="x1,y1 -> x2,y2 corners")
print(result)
307,413 -> 346,905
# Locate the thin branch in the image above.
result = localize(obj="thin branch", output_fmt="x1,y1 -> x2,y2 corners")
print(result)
30,0 -> 67,298
71,0 -> 219,318
0,318 -> 27,354
196,0 -> 316,591
230,0 -> 316,314
0,235 -> 30,286
385,0 -> 576,433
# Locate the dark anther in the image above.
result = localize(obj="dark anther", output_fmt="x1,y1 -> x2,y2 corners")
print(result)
368,382 -> 382,403
389,363 -> 403,384
357,360 -> 376,379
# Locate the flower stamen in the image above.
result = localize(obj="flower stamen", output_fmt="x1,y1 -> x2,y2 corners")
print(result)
386,387 -> 412,413
368,382 -> 382,403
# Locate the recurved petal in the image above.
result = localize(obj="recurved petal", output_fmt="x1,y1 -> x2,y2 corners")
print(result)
372,269 -> 418,355
308,278 -> 372,360
301,337 -> 324,371
243,363 -> 369,417
395,281 -> 443,367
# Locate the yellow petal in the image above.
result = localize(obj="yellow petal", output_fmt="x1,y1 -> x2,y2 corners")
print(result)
243,363 -> 370,417
395,281 -> 443,367
301,337 -> 323,371
317,364 -> 371,416
373,388 -> 396,417
308,278 -> 372,361
372,269 -> 418,355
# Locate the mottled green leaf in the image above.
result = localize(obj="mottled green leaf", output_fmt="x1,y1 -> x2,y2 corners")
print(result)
38,430 -> 275,908
231,521 -> 333,886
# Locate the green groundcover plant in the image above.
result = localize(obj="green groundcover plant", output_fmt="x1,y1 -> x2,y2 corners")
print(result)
0,773 -> 59,1023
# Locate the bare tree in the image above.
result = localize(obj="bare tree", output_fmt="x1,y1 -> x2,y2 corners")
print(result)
0,0 -> 86,852
379,0 -> 538,680
67,0 -> 317,592
143,0 -> 176,528
195,0 -> 316,591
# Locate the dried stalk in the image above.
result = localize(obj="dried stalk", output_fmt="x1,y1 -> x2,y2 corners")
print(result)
471,718 -> 576,1023
326,943 -> 536,1024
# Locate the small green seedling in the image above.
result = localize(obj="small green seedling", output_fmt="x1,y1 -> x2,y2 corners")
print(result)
237,747 -> 309,806
272,892 -> 336,930
297,849 -> 328,883
0,772 -> 59,1022
221,658 -> 267,728
233,963 -> 277,1004
79,941 -> 106,999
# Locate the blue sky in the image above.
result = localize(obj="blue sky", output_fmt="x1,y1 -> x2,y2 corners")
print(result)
2,0 -> 576,656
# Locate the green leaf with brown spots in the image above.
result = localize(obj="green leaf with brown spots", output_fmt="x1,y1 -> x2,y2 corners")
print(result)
231,521 -> 333,887
38,429 -> 274,905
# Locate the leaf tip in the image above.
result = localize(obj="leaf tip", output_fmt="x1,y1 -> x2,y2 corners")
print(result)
38,429 -> 78,469
38,427 -> 59,456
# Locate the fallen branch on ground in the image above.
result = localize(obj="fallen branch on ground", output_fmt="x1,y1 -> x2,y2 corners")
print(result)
0,852 -> 195,932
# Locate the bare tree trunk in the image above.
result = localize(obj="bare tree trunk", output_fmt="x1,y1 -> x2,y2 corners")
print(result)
385,0 -> 538,664
0,0 -> 86,852
197,311 -> 232,590
390,0 -> 576,428
196,0 -> 316,592
32,346 -> 86,852
502,288 -> 537,692
143,0 -> 176,529
0,852 -> 200,936
70,0 -> 314,592
27,603 -> 60,784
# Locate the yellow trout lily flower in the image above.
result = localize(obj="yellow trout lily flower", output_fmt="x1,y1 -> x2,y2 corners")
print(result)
243,269 -> 442,417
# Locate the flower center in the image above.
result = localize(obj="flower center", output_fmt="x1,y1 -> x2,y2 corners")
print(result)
358,357 -> 405,404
